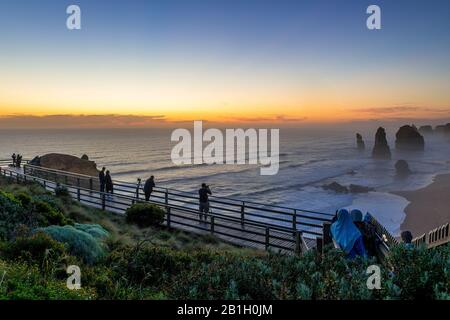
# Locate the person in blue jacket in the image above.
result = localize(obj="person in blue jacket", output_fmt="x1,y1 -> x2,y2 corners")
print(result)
331,208 -> 367,259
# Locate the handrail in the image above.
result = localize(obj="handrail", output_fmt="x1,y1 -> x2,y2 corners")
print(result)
22,164 -> 332,235
412,223 -> 450,249
0,167 -> 310,254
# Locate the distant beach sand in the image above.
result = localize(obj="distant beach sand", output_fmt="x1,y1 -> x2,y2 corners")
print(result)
394,173 -> 450,237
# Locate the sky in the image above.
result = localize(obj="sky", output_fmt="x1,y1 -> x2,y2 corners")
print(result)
0,0 -> 450,127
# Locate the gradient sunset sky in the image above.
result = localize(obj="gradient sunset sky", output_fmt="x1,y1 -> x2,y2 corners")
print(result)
1,0 -> 449,126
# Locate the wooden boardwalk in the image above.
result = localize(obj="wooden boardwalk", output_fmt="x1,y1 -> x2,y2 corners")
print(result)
0,164 -> 322,253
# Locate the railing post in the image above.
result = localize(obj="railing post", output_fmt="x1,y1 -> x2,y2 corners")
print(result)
241,201 -> 245,226
44,180 -> 47,189
166,207 -> 171,228
316,237 -> 323,255
165,189 -> 169,206
77,178 -> 81,201
65,175 -> 68,185
265,227 -> 270,250
89,178 -> 93,192
211,216 -> 215,235
295,231 -> 302,255
101,193 -> 106,210
292,209 -> 297,234
323,222 -> 332,249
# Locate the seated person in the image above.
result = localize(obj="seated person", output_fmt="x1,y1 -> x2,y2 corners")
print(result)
331,209 -> 367,259
351,209 -> 377,257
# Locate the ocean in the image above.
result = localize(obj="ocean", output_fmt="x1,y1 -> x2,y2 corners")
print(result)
1,126 -> 450,235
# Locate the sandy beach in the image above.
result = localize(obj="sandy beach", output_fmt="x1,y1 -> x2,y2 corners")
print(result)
394,173 -> 450,237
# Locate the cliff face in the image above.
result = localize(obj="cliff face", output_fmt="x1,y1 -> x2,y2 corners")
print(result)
395,125 -> 424,151
372,127 -> 391,159
38,153 -> 99,176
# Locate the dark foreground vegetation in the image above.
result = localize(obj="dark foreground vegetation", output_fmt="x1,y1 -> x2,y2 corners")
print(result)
0,176 -> 448,300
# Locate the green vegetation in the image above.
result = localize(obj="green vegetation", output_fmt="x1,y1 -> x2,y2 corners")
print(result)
0,175 -> 448,300
125,203 -> 165,227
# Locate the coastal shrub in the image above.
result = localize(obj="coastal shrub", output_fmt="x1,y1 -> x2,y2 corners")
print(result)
0,260 -> 95,300
107,244 -> 198,287
39,225 -> 106,264
0,191 -> 27,240
32,194 -> 63,212
385,244 -> 450,299
15,192 -> 32,208
0,232 -> 66,266
125,203 -> 165,227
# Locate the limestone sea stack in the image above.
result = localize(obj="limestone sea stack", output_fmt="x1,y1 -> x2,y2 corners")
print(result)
38,153 -> 99,176
395,160 -> 411,177
372,127 -> 391,159
356,133 -> 365,150
395,125 -> 424,151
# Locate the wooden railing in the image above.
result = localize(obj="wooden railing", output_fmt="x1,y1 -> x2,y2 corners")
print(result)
413,223 -> 450,249
21,164 -> 334,237
0,165 -> 327,254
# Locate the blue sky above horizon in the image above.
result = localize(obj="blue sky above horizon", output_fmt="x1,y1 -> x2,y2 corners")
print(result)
1,0 -> 450,126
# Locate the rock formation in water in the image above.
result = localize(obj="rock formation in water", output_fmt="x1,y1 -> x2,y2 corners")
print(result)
322,182 -> 374,194
348,184 -> 374,193
395,160 -> 411,177
372,127 -> 391,159
356,133 -> 365,150
395,125 -> 424,151
322,182 -> 348,193
38,153 -> 99,176
419,125 -> 433,135
435,123 -> 450,134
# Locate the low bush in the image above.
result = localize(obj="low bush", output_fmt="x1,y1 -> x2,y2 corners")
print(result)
54,185 -> 70,198
39,225 -> 107,265
385,244 -> 450,299
0,232 -> 66,266
73,223 -> 109,239
125,203 -> 165,228
0,191 -> 27,240
34,200 -> 72,227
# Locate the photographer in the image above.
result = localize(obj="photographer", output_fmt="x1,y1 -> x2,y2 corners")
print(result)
198,183 -> 212,222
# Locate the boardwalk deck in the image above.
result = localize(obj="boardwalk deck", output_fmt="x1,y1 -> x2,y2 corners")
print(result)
0,165 -> 321,253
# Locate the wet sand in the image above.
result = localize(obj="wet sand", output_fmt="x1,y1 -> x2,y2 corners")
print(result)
394,173 -> 450,237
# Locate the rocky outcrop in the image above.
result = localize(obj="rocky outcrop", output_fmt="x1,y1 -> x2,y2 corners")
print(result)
419,125 -> 433,135
395,125 -> 424,151
38,153 -> 99,176
322,182 -> 374,194
322,182 -> 348,193
356,133 -> 365,150
435,123 -> 450,134
395,160 -> 411,177
81,154 -> 89,161
348,184 -> 374,193
372,127 -> 391,159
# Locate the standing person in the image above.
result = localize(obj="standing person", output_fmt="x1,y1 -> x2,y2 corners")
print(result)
198,183 -> 212,222
105,170 -> 114,195
11,153 -> 16,167
143,176 -> 155,201
99,167 -> 106,192
16,154 -> 22,168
